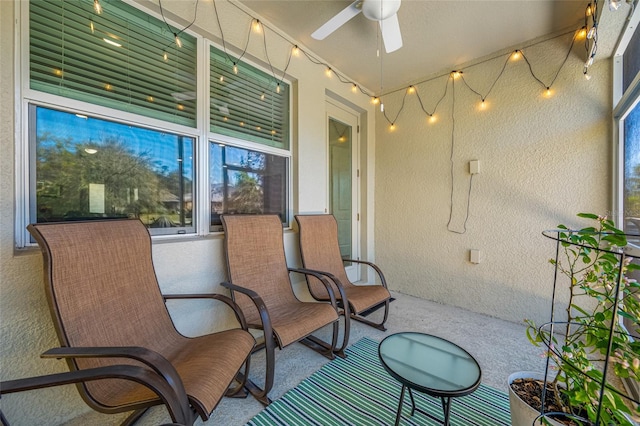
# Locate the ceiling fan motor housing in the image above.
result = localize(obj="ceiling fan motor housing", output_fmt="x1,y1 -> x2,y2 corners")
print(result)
362,0 -> 401,21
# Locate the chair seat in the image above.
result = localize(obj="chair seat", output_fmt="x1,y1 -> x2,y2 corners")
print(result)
269,302 -> 339,347
341,284 -> 391,315
83,329 -> 255,417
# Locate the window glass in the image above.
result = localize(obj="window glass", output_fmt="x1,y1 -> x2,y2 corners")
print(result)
32,106 -> 194,235
210,142 -> 287,230
623,25 -> 640,94
30,0 -> 197,126
624,101 -> 640,239
210,46 -> 290,149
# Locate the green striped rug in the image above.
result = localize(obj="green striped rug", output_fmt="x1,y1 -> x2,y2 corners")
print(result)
246,337 -> 511,425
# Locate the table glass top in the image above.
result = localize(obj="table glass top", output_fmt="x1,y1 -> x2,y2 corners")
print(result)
378,332 -> 481,394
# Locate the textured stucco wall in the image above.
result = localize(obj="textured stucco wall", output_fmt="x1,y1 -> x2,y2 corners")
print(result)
0,0 -> 376,423
374,8 -> 625,325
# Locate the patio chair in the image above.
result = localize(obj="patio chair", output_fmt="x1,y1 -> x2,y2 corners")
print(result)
1,363 -> 193,425
220,214 -> 340,405
27,219 -> 256,426
295,214 -> 391,341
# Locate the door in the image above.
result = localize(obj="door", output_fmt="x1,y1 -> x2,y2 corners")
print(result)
327,101 -> 360,281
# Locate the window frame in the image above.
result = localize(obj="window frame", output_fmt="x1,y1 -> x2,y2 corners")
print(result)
613,5 -> 640,249
15,0 -> 294,247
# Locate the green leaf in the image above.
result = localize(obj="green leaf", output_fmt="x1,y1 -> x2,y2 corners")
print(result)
577,213 -> 599,219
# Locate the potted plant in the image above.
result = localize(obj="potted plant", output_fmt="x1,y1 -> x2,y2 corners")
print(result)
509,213 -> 640,426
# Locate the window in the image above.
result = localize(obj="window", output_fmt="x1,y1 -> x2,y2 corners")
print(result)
31,106 -> 195,234
210,143 -> 288,230
18,0 -> 292,246
29,0 -> 197,127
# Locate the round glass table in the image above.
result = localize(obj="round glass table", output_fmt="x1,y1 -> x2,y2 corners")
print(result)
378,332 -> 482,426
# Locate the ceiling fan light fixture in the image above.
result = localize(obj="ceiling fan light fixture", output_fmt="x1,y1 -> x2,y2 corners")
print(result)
362,0 -> 401,21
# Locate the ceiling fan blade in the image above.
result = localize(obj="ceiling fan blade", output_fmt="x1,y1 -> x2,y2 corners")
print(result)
311,1 -> 362,40
379,13 -> 402,53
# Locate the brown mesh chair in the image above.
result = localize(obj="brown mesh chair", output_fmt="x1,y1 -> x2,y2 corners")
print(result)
295,214 -> 391,343
1,364 -> 192,425
221,214 -> 340,405
27,219 -> 256,425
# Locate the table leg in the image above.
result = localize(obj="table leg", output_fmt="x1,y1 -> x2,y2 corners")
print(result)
408,387 -> 416,416
441,396 -> 452,426
394,385 -> 406,426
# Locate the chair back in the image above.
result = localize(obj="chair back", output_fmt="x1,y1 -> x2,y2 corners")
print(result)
296,214 -> 352,299
221,215 -> 299,318
28,220 -> 181,402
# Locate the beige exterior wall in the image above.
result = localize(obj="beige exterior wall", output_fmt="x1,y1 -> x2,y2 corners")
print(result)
374,8 -> 624,325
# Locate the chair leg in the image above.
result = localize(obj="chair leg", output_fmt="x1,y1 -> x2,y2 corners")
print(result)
352,299 -> 390,331
120,408 -> 149,426
242,333 -> 276,406
225,359 -> 251,398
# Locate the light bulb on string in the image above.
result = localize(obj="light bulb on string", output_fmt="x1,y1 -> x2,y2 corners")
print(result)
351,84 -> 357,93
583,68 -> 592,80
233,63 -> 238,74
252,19 -> 262,34
372,96 -> 379,105
292,45 -> 300,57
93,0 -> 102,14
428,114 -> 437,124
407,86 -> 415,94
479,98 -> 487,110
276,83 -> 281,94
587,26 -> 596,39
544,87 -> 552,97
577,26 -> 587,39
325,67 -> 332,78
174,34 -> 182,48
451,70 -> 462,79
389,123 -> 396,131
586,3 -> 593,16
380,102 -> 384,112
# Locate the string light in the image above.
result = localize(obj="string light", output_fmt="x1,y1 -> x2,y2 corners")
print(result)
163,52 -> 168,62
252,19 -> 262,34
577,26 -> 587,39
177,104 -> 184,110
152,0 -> 591,132
583,68 -> 592,80
53,69 -> 63,77
389,123 -> 396,131
104,83 -> 113,91
93,0 -> 102,14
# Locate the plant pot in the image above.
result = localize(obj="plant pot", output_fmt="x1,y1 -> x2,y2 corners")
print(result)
508,371 -> 565,426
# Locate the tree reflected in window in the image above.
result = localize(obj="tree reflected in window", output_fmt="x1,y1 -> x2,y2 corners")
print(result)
32,106 -> 194,234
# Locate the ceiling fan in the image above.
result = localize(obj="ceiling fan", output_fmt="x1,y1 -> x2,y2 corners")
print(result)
311,0 -> 403,53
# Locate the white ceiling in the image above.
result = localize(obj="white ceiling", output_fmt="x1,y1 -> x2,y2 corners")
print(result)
238,0 -> 591,92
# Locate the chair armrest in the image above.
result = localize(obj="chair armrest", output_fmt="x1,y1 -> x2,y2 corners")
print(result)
288,267 -> 339,309
41,346 -> 188,411
220,282 -> 273,341
0,364 -> 193,425
163,293 -> 249,330
342,259 -> 388,289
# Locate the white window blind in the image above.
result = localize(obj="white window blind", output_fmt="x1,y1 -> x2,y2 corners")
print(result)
210,46 -> 290,150
29,0 -> 197,127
